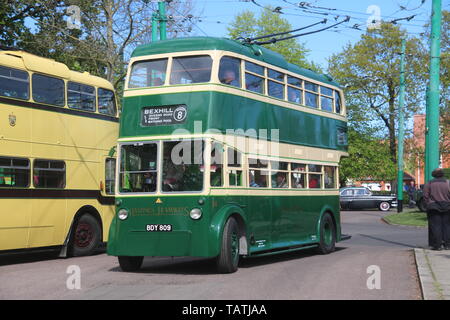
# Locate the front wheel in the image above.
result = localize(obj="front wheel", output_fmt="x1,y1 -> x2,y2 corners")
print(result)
118,256 -> 144,272
216,217 -> 240,273
379,201 -> 391,211
316,213 -> 336,254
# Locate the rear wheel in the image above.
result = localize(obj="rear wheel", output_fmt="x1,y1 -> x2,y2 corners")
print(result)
379,201 -> 391,212
216,217 -> 240,273
118,256 -> 144,272
71,214 -> 101,257
417,198 -> 426,212
316,213 -> 336,254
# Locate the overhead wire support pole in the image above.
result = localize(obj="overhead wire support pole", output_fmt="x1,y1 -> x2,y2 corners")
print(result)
397,38 -> 406,213
425,0 -> 442,182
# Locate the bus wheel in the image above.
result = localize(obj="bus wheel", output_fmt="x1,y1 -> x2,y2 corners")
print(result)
71,214 -> 101,257
216,217 -> 240,273
118,256 -> 143,272
316,213 -> 336,255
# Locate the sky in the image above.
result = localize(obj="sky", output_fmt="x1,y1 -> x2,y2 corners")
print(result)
183,0 -> 445,70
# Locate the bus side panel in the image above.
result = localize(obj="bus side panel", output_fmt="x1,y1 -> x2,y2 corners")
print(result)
0,199 -> 31,250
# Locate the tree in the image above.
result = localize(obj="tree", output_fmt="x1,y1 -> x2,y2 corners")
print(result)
1,0 -> 196,92
339,129 -> 397,186
328,23 -> 428,165
227,7 -> 321,72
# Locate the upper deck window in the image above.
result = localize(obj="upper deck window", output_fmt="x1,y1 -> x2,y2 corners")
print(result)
67,82 -> 96,112
129,58 -> 168,88
170,55 -> 212,85
335,90 -> 342,114
245,61 -> 264,76
219,56 -> 241,88
32,74 -> 65,106
98,88 -> 117,116
0,66 -> 29,100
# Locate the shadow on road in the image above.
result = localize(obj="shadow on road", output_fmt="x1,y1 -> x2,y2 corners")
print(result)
0,247 -> 106,267
108,247 -> 348,275
357,233 -> 418,248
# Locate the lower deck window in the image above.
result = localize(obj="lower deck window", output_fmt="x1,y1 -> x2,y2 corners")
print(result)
162,140 -> 204,192
33,160 -> 65,188
0,157 -> 30,188
119,143 -> 158,193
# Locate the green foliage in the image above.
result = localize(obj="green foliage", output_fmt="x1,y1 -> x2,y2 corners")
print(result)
329,23 -> 427,140
227,8 -> 321,72
339,129 -> 397,185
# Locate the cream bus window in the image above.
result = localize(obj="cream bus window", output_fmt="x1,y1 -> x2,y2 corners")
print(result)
249,158 -> 269,188
170,56 -> 212,85
119,143 -> 158,193
210,142 -> 224,187
129,58 -> 168,88
308,164 -> 322,189
0,66 -> 29,100
32,74 -> 65,106
324,166 -> 336,189
219,56 -> 241,88
105,158 -> 116,195
335,90 -> 342,114
98,88 -> 116,116
291,163 -> 306,188
162,140 -> 205,192
33,160 -> 66,189
0,157 -> 30,188
68,81 -> 96,112
227,148 -> 243,187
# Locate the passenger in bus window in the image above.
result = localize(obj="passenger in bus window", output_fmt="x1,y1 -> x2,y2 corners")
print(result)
288,89 -> 300,103
220,70 -> 239,87
249,171 -> 260,188
274,172 -> 288,188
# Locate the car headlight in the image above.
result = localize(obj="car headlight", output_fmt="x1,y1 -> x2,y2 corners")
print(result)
118,208 -> 129,220
190,208 -> 202,220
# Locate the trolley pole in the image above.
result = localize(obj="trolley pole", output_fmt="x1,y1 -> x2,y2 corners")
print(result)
425,0 -> 442,182
397,38 -> 406,213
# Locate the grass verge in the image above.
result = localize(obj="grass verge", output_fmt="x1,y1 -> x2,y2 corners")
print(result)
384,211 -> 428,227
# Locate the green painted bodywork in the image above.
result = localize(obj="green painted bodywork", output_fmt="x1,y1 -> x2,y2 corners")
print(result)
131,37 -> 340,88
121,90 -> 347,152
108,37 -> 348,259
107,193 -> 341,258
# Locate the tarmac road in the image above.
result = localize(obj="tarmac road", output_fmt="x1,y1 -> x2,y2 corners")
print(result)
0,210 -> 427,300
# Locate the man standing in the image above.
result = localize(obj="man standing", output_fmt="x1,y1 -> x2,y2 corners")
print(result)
423,168 -> 450,250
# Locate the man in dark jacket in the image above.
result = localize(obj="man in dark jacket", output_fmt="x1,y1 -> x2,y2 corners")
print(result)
423,168 -> 450,250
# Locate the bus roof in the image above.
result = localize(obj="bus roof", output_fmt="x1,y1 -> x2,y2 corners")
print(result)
131,37 -> 340,88
0,50 -> 114,90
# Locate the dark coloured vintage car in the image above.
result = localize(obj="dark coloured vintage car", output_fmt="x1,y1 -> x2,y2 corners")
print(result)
340,187 -> 398,211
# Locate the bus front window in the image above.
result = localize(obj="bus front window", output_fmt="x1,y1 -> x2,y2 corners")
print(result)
162,140 -> 204,192
119,143 -> 158,193
170,56 -> 212,85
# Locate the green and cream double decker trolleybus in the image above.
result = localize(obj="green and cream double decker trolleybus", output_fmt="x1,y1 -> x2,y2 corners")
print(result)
107,37 -> 349,273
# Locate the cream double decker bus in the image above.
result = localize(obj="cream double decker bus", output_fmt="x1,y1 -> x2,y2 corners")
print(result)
0,49 -> 118,256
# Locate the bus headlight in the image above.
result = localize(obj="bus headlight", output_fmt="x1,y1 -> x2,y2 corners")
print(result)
190,208 -> 202,220
118,209 -> 129,220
